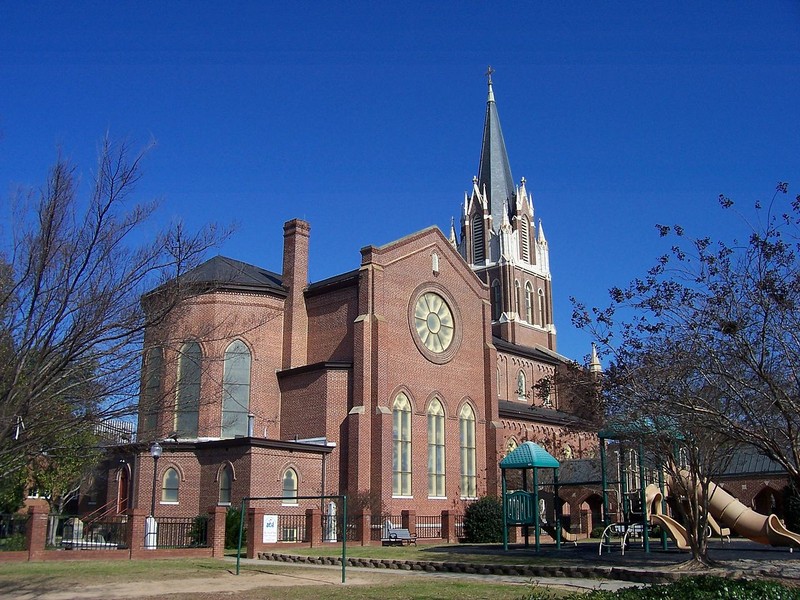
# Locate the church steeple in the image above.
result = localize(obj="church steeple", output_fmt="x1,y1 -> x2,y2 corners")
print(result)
477,66 -> 515,234
456,69 -> 557,352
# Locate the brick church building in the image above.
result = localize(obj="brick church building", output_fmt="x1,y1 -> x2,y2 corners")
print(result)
105,75 -> 598,525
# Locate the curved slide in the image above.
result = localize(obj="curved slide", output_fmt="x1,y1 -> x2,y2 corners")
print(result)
704,479 -> 800,547
646,484 -> 690,550
645,480 -> 800,549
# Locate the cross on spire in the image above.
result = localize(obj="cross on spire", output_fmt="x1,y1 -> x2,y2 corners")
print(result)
485,65 -> 494,84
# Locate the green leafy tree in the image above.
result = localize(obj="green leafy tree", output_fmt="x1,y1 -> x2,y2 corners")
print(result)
463,496 -> 503,543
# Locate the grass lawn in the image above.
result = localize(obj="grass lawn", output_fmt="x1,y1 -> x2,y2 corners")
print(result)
0,558 -> 575,599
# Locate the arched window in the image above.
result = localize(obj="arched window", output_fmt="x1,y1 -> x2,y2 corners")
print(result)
219,464 -> 233,504
459,404 -> 477,498
282,468 -> 298,505
520,217 -> 530,263
392,393 -> 412,496
161,467 -> 179,503
472,214 -> 485,264
142,347 -> 163,436
525,283 -> 533,323
427,399 -> 446,498
514,280 -> 521,316
222,340 -> 251,438
496,366 -> 501,397
517,370 -> 527,399
491,280 -> 502,321
175,342 -> 201,438
537,289 -> 546,326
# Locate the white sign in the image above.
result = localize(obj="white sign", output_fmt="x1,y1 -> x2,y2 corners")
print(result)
262,514 -> 278,544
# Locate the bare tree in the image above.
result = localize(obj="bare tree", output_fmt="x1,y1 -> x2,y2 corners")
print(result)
0,137 -> 224,481
573,183 -> 800,565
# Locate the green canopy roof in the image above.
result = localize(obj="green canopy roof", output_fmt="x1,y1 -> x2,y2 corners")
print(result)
500,441 -> 560,469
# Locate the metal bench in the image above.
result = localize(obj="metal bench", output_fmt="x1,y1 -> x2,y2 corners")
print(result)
381,527 -> 417,546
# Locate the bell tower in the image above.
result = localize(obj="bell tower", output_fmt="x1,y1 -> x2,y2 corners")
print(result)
457,68 -> 556,351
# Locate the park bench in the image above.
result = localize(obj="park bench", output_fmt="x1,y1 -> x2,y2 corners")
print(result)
381,527 -> 417,546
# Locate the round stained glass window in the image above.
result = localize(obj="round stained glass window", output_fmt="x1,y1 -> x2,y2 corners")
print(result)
414,292 -> 454,353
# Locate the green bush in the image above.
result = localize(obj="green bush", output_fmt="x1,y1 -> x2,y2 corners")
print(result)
784,485 -> 800,534
225,507 -> 247,549
0,533 -> 26,552
590,525 -> 606,538
517,576 -> 800,599
463,496 -> 503,543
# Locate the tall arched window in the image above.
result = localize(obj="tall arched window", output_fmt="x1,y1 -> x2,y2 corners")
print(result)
520,217 -> 530,263
142,347 -> 163,436
517,370 -> 527,399
175,342 -> 201,438
514,280 -> 521,316
525,283 -> 533,323
393,393 -> 412,496
282,468 -> 298,505
219,464 -> 233,504
161,467 -> 179,503
459,404 -> 477,498
472,214 -> 485,264
491,280 -> 502,321
537,288 -> 546,326
222,340 -> 251,438
427,399 -> 446,498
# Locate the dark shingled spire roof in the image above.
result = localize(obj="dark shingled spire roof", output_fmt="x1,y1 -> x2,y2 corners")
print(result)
477,71 -> 515,234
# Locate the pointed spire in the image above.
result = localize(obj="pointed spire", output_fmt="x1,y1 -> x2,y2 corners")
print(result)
537,219 -> 547,243
449,217 -> 458,247
589,343 -> 602,375
477,67 -> 515,236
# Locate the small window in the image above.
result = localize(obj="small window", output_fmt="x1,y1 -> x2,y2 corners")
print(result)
282,468 -> 298,505
525,283 -> 533,323
161,468 -> 179,503
491,280 -> 502,321
517,370 -> 527,399
219,465 -> 233,504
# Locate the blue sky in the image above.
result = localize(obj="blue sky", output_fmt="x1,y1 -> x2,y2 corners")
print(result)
1,1 -> 798,362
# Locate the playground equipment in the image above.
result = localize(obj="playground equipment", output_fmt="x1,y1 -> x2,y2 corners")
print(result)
500,441 -> 562,551
646,475 -> 800,550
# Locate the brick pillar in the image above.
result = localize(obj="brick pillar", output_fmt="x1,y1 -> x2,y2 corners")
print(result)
355,508 -> 371,546
26,505 -> 48,560
208,506 -> 227,557
306,508 -> 322,547
246,507 -> 265,559
441,510 -> 456,543
127,508 -> 148,558
401,510 -> 416,536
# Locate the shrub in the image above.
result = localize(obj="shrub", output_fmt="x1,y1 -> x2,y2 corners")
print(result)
0,533 -> 26,552
518,575 -> 800,599
784,485 -> 800,534
590,525 -> 606,538
225,506 -> 247,549
463,496 -> 503,543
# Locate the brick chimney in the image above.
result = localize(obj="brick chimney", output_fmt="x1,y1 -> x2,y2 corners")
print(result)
282,219 -> 310,369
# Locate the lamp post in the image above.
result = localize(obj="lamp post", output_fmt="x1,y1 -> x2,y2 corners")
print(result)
149,441 -> 162,516
145,441 -> 162,550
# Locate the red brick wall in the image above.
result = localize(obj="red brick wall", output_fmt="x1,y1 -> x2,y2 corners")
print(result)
306,285 -> 357,363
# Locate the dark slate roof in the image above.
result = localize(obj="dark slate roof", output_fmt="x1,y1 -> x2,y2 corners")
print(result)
498,400 -> 582,427
492,337 -> 571,366
477,80 -> 516,233
723,448 -> 787,476
181,255 -> 285,294
501,441 -> 559,469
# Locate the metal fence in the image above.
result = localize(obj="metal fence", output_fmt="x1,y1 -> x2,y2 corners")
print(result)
414,515 -> 442,539
278,514 -> 307,542
0,513 -> 28,551
454,514 -> 465,540
321,512 -> 358,542
370,514 -> 401,541
156,516 -> 208,549
46,514 -> 129,550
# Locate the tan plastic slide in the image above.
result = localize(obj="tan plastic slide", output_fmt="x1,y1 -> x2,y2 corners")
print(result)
646,484 -> 690,550
645,479 -> 800,549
